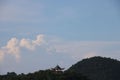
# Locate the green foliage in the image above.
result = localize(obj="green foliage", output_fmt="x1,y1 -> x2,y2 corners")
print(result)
68,56 -> 120,80
3,56 -> 120,80
0,70 -> 89,80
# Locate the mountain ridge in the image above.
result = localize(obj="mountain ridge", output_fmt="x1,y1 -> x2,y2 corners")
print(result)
1,56 -> 120,80
68,56 -> 120,80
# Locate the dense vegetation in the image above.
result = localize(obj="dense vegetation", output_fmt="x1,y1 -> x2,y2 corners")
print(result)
0,70 -> 89,80
1,56 -> 120,80
68,56 -> 120,80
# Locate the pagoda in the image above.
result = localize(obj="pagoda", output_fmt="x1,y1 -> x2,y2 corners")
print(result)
51,65 -> 64,72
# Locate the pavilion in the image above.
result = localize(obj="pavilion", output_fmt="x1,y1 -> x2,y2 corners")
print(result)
51,65 -> 64,72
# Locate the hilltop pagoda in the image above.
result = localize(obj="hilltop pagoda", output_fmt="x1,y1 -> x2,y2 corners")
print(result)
51,65 -> 64,72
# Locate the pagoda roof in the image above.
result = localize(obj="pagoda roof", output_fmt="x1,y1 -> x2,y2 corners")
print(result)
54,65 -> 62,70
51,65 -> 64,71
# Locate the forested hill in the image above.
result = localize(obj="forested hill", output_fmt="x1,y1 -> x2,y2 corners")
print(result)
68,56 -> 120,80
1,56 -> 120,80
0,69 -> 89,80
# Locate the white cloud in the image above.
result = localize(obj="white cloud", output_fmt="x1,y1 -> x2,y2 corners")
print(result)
33,34 -> 44,46
20,39 -> 35,50
0,34 -> 45,62
3,38 -> 20,61
0,34 -> 120,62
20,34 -> 44,50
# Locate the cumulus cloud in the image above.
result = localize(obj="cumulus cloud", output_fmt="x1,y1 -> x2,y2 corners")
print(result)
0,34 -> 45,62
0,38 -> 20,61
20,34 -> 44,50
0,34 -> 120,62
5,38 -> 20,58
32,34 -> 44,46
20,39 -> 35,50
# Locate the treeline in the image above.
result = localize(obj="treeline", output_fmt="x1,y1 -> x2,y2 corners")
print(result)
2,56 -> 119,80
68,56 -> 120,80
0,70 -> 89,80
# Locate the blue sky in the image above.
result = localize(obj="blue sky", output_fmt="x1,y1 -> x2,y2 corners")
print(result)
0,0 -> 120,74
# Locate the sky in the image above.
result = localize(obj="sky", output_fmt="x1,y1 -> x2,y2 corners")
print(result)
0,0 -> 120,74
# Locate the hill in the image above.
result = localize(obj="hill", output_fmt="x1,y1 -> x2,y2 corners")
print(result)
0,69 -> 89,80
1,56 -> 120,80
68,56 -> 120,80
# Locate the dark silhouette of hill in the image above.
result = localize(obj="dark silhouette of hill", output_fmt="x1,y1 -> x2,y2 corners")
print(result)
68,56 -> 120,80
1,56 -> 120,80
0,69 -> 89,80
